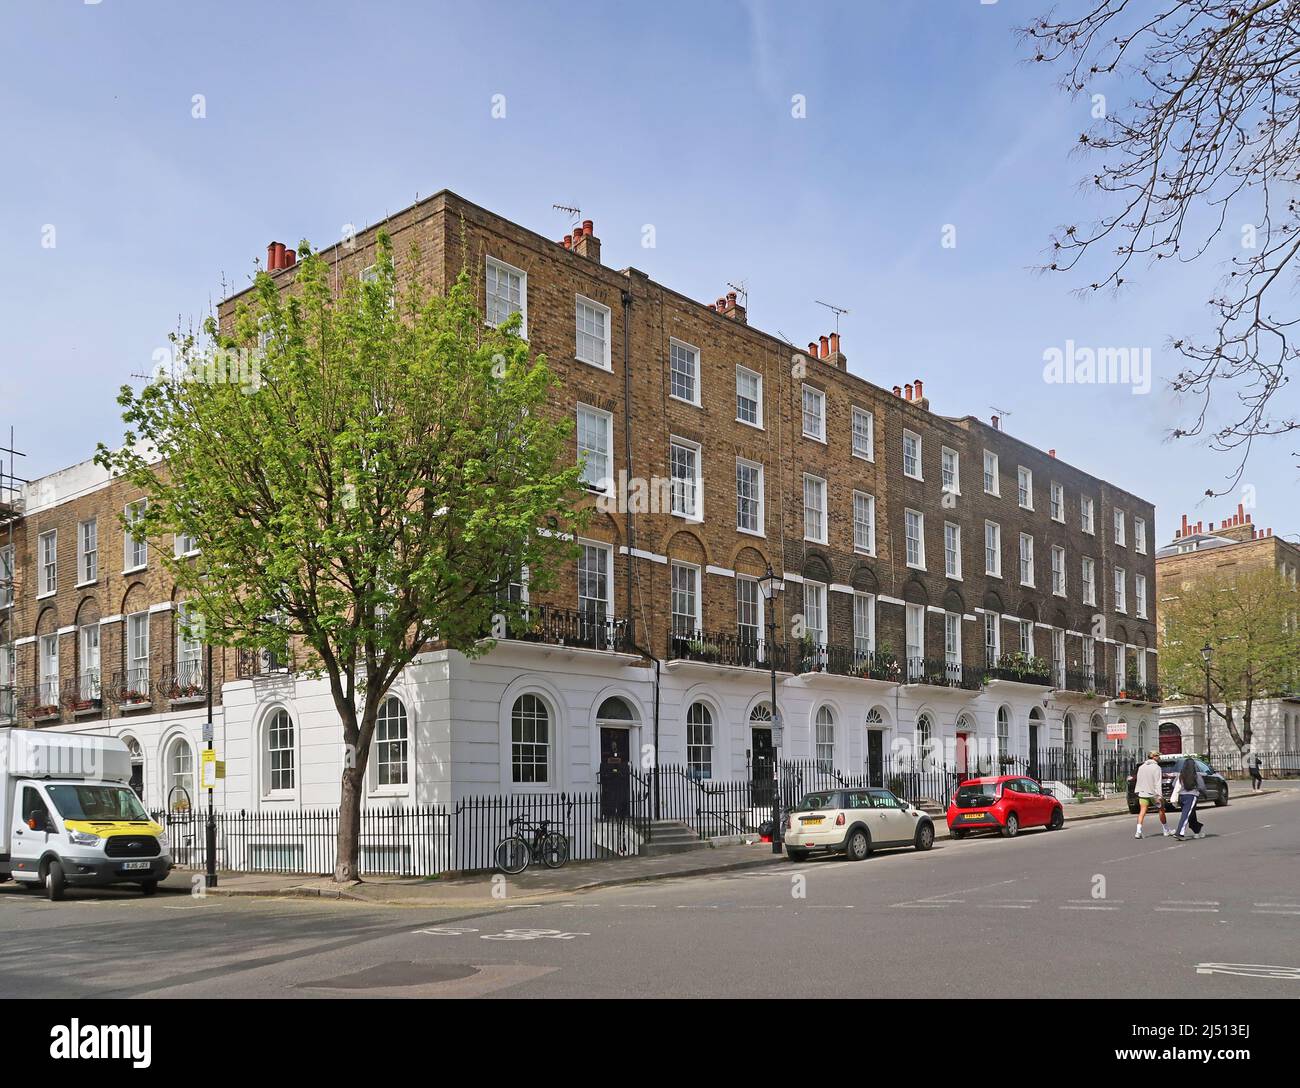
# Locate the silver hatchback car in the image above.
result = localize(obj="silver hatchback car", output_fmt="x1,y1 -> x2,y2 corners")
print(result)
785,787 -> 935,861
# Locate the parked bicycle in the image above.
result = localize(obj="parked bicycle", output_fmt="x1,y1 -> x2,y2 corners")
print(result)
494,816 -> 571,874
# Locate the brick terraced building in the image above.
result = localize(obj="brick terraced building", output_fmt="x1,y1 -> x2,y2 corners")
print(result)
1,191 -> 1158,815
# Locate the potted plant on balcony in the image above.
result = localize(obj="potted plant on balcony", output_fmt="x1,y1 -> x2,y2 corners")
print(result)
685,636 -> 720,663
798,634 -> 823,673
32,702 -> 60,720
118,685 -> 150,706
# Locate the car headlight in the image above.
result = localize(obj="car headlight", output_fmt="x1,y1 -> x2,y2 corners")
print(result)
68,830 -> 101,847
157,831 -> 169,849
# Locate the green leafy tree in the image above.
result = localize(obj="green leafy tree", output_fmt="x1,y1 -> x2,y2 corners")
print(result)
98,237 -> 585,880
1160,567 -> 1300,757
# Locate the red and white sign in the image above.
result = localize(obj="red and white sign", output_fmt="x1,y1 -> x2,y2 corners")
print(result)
1106,722 -> 1128,740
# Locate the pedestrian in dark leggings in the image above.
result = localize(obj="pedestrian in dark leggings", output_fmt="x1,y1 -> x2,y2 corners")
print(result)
1247,751 -> 1264,794
1172,758 -> 1205,840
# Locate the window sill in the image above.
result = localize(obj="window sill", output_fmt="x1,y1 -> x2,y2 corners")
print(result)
74,579 -> 98,589
802,432 -> 827,445
906,562 -> 927,572
669,393 -> 703,409
852,452 -> 875,463
853,547 -> 876,558
736,417 -> 764,431
805,536 -> 828,546
36,591 -> 56,601
904,473 -> 924,483
946,573 -> 964,582
672,511 -> 703,524
123,565 -> 147,576
737,526 -> 765,539
576,356 -> 612,373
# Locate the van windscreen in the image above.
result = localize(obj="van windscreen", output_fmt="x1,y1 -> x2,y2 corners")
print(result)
46,785 -> 150,822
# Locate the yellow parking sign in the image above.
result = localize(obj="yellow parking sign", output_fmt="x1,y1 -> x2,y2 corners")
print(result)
201,749 -> 225,789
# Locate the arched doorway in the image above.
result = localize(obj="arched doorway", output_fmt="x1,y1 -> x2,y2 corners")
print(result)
596,696 -> 636,817
865,706 -> 887,787
954,712 -> 976,778
1028,707 -> 1044,776
1159,722 -> 1182,755
123,736 -> 144,799
749,702 -> 775,799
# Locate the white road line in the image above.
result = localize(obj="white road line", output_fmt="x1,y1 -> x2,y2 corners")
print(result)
1252,909 -> 1300,916
1067,899 -> 1124,904
1164,900 -> 1220,906
893,903 -> 950,908
979,903 -> 1033,909
1155,907 -> 1219,913
1254,903 -> 1300,908
1060,905 -> 1120,911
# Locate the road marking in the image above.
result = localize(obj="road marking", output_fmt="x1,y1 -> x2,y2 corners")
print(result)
979,903 -> 1033,909
893,902 -> 949,909
480,929 -> 588,941
1164,900 -> 1219,906
617,904 -> 657,908
1060,905 -> 1120,911
1067,899 -> 1124,904
1156,907 -> 1219,913
1197,963 -> 1300,980
809,904 -> 854,909
674,904 -> 718,910
1254,903 -> 1300,908
1252,909 -> 1300,916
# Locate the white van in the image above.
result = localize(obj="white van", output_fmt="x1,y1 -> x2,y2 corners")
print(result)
0,727 -> 173,900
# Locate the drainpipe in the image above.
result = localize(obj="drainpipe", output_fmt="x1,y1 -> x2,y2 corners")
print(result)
621,286 -> 634,625
653,657 -> 661,821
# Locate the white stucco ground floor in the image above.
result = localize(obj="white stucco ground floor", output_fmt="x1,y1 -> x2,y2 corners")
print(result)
48,638 -> 1161,814
1151,699 -> 1300,770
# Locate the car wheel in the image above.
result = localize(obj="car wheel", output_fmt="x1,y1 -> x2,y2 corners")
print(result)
45,860 -> 66,902
950,829 -> 968,840
1215,784 -> 1228,807
1001,813 -> 1020,839
140,881 -> 158,896
1047,808 -> 1064,831
914,823 -> 935,851
785,847 -> 808,862
845,828 -> 871,861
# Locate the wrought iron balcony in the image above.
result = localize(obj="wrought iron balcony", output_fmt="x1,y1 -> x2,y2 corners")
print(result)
667,628 -> 788,671
113,669 -> 154,709
903,656 -> 985,691
236,648 -> 293,679
986,653 -> 1052,686
503,604 -> 631,654
22,682 -> 62,722
791,643 -> 902,683
161,659 -> 208,704
1061,669 -> 1112,696
61,671 -> 103,715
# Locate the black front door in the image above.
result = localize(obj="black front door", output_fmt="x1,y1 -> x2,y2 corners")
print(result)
867,730 -> 884,787
599,727 -> 629,818
751,727 -> 774,804
1029,725 -> 1040,777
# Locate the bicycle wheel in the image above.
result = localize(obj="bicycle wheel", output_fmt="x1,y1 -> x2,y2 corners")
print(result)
540,832 -> 570,869
495,835 -> 531,875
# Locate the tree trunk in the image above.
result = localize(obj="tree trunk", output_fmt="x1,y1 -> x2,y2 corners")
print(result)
335,765 -> 363,882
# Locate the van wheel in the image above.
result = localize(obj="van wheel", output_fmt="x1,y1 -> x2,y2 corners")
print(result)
1001,813 -> 1020,838
45,860 -> 66,902
845,828 -> 871,861
140,881 -> 158,896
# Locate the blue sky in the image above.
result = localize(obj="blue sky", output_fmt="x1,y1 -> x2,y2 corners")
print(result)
1,0 -> 1295,542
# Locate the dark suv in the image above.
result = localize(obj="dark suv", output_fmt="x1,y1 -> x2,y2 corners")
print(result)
1126,755 -> 1228,814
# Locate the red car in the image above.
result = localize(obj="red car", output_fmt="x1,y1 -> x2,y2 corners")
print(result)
946,775 -> 1064,839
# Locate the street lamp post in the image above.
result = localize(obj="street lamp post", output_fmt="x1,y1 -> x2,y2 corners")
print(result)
204,641 -> 217,888
1201,642 -> 1214,766
758,565 -> 782,856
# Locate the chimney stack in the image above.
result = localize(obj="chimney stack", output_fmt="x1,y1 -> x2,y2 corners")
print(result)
572,219 -> 601,262
819,335 -> 830,359
1048,449 -> 1056,458
267,241 -> 286,271
991,415 -> 1000,430
809,342 -> 819,358
721,291 -> 746,324
914,378 -> 923,400
893,386 -> 902,397
904,383 -> 914,401
283,248 -> 296,268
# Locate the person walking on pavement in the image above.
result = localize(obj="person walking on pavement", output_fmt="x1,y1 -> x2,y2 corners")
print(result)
1134,750 -> 1172,839
1247,750 -> 1264,794
1171,757 -> 1206,840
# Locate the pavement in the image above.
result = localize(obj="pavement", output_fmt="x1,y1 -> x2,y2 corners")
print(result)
162,787 -> 1221,907
0,786 -> 1294,999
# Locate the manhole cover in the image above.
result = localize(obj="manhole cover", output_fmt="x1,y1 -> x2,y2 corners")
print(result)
302,961 -> 480,990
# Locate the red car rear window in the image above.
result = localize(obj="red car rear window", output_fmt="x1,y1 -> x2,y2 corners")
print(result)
954,782 -> 1001,808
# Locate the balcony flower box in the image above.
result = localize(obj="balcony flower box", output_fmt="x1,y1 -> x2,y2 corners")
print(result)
117,689 -> 151,707
167,681 -> 206,703
31,704 -> 61,721
67,697 -> 102,714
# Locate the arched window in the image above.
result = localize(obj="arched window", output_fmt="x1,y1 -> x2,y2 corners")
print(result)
866,707 -> 884,726
997,706 -> 1010,760
750,702 -> 774,724
1064,713 -> 1075,751
511,694 -> 549,784
916,712 -> 934,767
166,737 -> 194,812
264,709 -> 295,795
123,735 -> 144,798
597,696 -> 635,722
1137,720 -> 1148,753
687,702 -> 714,780
375,697 -> 409,787
815,706 -> 835,769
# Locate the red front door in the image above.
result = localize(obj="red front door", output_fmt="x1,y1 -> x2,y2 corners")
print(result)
956,732 -> 971,776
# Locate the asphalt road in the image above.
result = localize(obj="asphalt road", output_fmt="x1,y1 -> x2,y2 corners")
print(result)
2,791 -> 1298,999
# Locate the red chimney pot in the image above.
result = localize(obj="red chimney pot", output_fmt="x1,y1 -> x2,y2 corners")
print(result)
913,377 -> 922,399
283,249 -> 296,268
582,219 -> 594,236
829,332 -> 840,355
819,335 -> 830,358
904,383 -> 914,401
893,386 -> 902,397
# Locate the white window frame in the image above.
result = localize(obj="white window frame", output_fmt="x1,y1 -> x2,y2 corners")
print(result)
944,612 -> 961,666
1081,495 -> 1095,534
801,385 -> 826,442
905,509 -> 926,569
1019,533 -> 1035,587
1135,573 -> 1147,619
127,610 -> 150,688
669,338 -> 701,406
1114,567 -> 1127,613
174,528 -> 199,559
902,430 -> 922,480
38,634 -> 59,705
77,519 -> 98,584
736,576 -> 764,647
984,611 -> 1001,663
803,581 -> 827,648
671,561 -> 702,636
0,544 -> 12,609
852,491 -> 876,555
669,437 -> 702,520
983,450 -> 1000,496
944,521 -> 962,579
485,255 -> 527,337
1082,556 -> 1096,606
1134,517 -> 1147,555
574,295 -> 612,370
1051,545 -> 1066,597
905,603 -> 925,666
941,447 -> 960,494
38,530 -> 57,598
124,500 -> 148,572
372,696 -> 410,790
853,592 -> 875,658
851,406 -> 874,461
735,458 -> 765,536
1017,466 -> 1033,510
510,694 -> 550,786
577,539 -> 614,623
263,708 -> 296,797
803,474 -> 827,544
1114,509 -> 1126,547
577,403 -> 615,496
1050,482 -> 1064,523
984,520 -> 1002,577
736,365 -> 763,428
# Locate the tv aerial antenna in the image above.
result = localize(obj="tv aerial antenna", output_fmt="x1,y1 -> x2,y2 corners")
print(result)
552,203 -> 582,229
726,280 -> 748,308
815,299 -> 849,335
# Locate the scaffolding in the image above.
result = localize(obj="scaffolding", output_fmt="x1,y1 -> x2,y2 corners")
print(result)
0,428 -> 25,725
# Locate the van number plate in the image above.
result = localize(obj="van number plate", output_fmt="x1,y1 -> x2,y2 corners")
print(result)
122,861 -> 152,871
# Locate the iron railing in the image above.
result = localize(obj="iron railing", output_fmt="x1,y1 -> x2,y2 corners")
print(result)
505,604 -> 631,653
21,682 -> 62,721
61,671 -> 103,713
666,628 -> 788,671
161,659 -> 207,703
1061,669 -> 1112,695
113,668 -> 153,708
986,654 -> 1052,686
